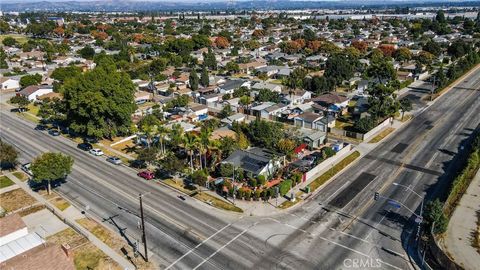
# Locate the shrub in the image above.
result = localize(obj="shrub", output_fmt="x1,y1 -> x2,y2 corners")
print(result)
191,169 -> 208,187
249,178 -> 257,188
257,175 -> 266,186
279,180 -> 292,197
322,147 -> 336,158
424,199 -> 448,234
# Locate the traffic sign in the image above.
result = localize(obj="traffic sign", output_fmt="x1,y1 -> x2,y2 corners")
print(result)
387,200 -> 401,209
415,216 -> 423,223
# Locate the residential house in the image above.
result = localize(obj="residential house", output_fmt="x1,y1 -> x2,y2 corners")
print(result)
0,77 -> 20,90
221,113 -> 246,126
251,81 -> 283,93
222,147 -> 285,178
311,93 -> 349,116
294,112 -> 327,131
17,85 -> 53,101
217,79 -> 250,94
0,214 -> 74,270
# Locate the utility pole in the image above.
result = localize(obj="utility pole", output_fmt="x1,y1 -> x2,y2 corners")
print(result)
139,193 -> 149,262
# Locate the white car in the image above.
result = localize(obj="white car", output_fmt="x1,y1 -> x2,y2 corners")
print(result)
21,163 -> 33,176
89,149 -> 104,156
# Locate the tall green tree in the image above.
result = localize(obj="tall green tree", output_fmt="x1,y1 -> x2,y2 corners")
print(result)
399,98 -> 412,120
200,66 -> 209,87
189,69 -> 199,91
9,95 -> 30,112
19,74 -> 42,87
63,60 -> 136,139
31,152 -> 73,194
367,84 -> 400,120
0,140 -> 18,169
78,45 -> 95,60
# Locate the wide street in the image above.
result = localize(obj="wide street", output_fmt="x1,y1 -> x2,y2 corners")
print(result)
1,66 -> 479,269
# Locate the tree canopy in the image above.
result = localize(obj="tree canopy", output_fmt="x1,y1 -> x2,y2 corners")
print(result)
63,60 -> 136,138
31,152 -> 73,194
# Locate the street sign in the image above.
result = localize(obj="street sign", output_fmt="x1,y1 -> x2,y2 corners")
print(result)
387,200 -> 401,209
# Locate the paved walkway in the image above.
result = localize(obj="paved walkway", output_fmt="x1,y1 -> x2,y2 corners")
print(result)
443,170 -> 480,270
0,183 -> 19,194
4,172 -> 136,270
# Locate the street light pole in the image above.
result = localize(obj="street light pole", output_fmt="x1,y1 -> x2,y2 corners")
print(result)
139,193 -> 149,262
393,182 -> 424,216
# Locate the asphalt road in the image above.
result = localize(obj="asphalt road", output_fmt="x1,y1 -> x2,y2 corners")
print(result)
1,66 -> 479,269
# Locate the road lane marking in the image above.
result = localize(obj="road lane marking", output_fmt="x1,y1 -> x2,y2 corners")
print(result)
191,223 -> 257,270
165,223 -> 232,270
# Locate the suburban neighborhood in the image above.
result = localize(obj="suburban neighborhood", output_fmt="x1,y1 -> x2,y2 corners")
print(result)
1,1 -> 480,270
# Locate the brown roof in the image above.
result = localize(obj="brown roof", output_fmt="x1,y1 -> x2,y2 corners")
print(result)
312,93 -> 348,105
0,214 -> 26,238
18,85 -> 40,96
1,243 -> 75,270
297,112 -> 323,123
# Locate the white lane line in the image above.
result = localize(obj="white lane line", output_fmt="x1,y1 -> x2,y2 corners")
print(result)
324,180 -> 351,203
317,235 -> 403,270
165,223 -> 232,270
191,223 -> 256,270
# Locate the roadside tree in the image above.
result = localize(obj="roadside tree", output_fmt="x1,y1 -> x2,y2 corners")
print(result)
31,152 -> 73,194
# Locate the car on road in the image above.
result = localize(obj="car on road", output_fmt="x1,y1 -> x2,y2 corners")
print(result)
106,156 -> 122,165
77,143 -> 93,151
21,163 -> 33,176
137,170 -> 155,180
89,149 -> 104,156
178,195 -> 186,201
48,129 -> 60,136
34,125 -> 47,131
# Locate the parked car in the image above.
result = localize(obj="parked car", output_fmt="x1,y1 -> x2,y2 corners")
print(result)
130,159 -> 146,169
77,143 -> 93,151
48,129 -> 60,136
21,163 -> 33,176
34,125 -> 47,131
137,170 -> 155,180
89,149 -> 104,156
106,156 -> 122,165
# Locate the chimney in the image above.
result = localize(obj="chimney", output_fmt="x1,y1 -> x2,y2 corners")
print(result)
61,243 -> 72,258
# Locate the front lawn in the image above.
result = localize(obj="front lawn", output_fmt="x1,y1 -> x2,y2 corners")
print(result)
0,175 -> 15,188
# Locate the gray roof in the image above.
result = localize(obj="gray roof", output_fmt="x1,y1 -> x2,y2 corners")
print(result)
218,79 -> 246,91
222,147 -> 280,175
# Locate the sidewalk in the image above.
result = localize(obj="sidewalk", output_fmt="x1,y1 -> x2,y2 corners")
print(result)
4,172 -> 136,270
443,170 -> 480,270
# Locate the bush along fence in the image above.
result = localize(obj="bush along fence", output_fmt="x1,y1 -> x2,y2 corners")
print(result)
420,132 -> 480,270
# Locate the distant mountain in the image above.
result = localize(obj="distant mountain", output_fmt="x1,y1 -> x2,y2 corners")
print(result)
1,0 -> 479,12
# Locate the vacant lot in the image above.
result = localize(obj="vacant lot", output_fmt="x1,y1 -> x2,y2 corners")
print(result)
0,34 -> 28,44
77,218 -> 153,269
0,188 -> 36,212
48,228 -> 122,270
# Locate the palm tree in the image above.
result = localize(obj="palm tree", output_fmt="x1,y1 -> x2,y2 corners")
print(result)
183,132 -> 199,172
199,125 -> 212,171
157,124 -> 168,156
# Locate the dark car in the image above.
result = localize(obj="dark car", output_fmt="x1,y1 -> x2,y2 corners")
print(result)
137,170 -> 155,180
130,159 -> 147,169
77,142 -> 93,151
48,129 -> 61,136
34,125 -> 47,131
178,195 -> 186,201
